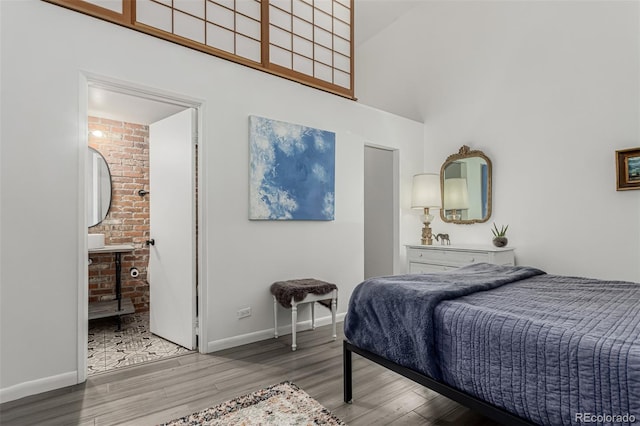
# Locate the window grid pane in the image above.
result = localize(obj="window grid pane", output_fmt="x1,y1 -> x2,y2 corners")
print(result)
270,5 -> 292,31
206,22 -> 235,53
270,44 -> 292,68
207,2 -> 235,30
137,0 -> 173,33
236,14 -> 261,39
293,53 -> 313,75
46,0 -> 353,96
293,16 -> 313,39
215,0 -> 234,9
236,0 -> 261,20
138,0 -> 263,62
334,68 -> 349,88
207,0 -> 262,62
269,0 -> 351,89
174,0 -> 205,19
270,25 -> 292,50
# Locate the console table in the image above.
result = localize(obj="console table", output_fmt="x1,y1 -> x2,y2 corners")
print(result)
406,244 -> 515,274
88,244 -> 135,328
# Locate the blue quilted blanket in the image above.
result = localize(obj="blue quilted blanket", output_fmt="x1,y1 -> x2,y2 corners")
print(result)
344,263 -> 640,425
435,273 -> 640,425
343,263 -> 545,380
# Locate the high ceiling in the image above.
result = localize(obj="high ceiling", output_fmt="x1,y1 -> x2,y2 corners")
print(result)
354,0 -> 422,46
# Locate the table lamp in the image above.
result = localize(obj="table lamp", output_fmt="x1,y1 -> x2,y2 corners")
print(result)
411,173 -> 441,245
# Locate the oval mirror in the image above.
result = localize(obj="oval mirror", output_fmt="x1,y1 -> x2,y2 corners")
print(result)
440,145 -> 492,224
87,147 -> 112,227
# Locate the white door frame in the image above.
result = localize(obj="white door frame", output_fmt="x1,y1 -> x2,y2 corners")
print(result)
77,72 -> 208,383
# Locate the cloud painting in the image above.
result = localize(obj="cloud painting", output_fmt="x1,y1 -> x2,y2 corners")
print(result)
249,116 -> 336,220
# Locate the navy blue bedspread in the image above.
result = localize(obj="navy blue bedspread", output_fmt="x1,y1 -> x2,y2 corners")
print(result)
435,273 -> 640,425
344,263 -> 640,425
343,263 -> 545,380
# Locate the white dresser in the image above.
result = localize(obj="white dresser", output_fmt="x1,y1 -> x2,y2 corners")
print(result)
406,244 -> 515,273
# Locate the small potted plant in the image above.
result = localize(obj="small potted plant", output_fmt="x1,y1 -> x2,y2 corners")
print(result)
492,223 -> 509,247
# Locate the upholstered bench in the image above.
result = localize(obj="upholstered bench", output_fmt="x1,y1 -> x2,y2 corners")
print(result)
270,278 -> 338,351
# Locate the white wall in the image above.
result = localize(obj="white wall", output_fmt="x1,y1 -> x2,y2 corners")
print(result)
0,1 -> 424,401
357,0 -> 640,282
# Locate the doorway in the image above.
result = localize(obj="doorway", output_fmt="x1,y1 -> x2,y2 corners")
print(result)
364,145 -> 398,279
80,76 -> 205,380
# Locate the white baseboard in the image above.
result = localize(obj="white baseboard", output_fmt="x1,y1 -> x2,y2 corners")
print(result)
207,314 -> 345,353
0,371 -> 78,404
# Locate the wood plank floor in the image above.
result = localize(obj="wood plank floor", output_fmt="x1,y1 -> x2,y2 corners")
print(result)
0,324 -> 500,426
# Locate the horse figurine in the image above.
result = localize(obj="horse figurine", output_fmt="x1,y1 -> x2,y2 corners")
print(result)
434,233 -> 451,245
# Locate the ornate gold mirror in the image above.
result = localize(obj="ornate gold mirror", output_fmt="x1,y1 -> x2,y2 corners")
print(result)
440,145 -> 492,224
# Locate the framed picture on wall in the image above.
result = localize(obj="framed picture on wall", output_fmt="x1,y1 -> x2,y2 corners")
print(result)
616,147 -> 640,191
248,115 -> 336,220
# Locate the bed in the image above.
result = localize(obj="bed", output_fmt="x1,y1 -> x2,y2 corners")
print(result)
343,263 -> 640,425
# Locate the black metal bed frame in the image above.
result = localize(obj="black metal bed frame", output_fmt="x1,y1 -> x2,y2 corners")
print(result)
343,340 -> 536,426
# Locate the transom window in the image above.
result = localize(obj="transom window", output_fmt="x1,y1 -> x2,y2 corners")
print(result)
44,0 -> 354,98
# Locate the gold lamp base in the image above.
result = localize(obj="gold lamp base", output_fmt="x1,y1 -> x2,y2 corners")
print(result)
420,207 -> 434,245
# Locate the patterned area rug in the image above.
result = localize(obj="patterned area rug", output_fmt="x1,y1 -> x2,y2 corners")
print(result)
161,382 -> 346,426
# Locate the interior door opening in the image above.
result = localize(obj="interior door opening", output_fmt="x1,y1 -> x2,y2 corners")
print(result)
364,145 -> 396,279
84,83 -> 200,376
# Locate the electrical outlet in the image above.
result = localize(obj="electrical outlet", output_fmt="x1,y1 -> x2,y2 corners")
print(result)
237,307 -> 251,319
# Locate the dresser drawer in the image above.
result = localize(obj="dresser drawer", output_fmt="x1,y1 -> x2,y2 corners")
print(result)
407,247 -> 489,266
409,262 -> 457,274
405,245 -> 515,274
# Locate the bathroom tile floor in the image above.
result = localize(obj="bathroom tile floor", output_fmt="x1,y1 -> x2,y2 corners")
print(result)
88,312 -> 192,375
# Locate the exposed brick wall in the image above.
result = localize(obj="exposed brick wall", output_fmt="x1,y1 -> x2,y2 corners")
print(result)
88,116 -> 150,313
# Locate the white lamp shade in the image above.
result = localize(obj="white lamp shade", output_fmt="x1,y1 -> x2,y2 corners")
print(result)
411,173 -> 441,208
443,178 -> 469,210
